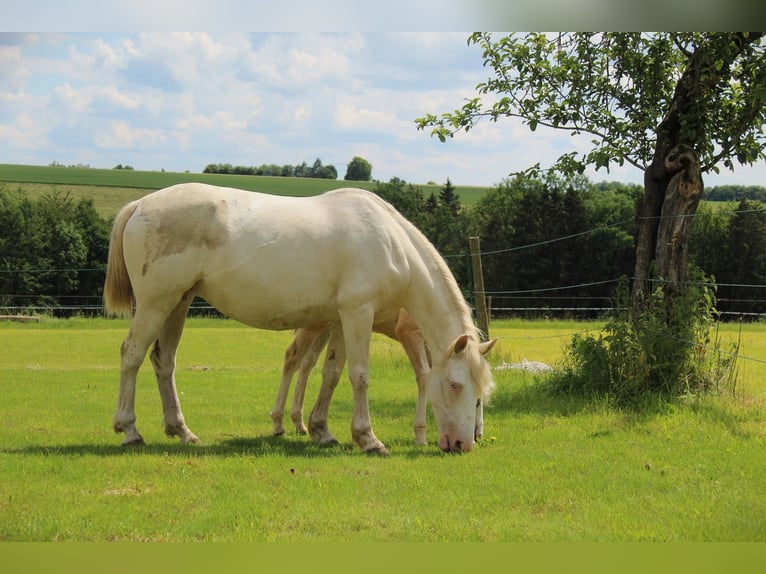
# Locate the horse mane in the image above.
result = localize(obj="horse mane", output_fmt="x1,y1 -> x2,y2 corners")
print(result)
362,190 -> 495,400
366,192 -> 476,330
465,340 -> 496,402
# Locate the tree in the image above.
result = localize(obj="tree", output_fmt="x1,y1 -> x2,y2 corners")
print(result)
721,198 -> 766,317
309,158 -> 338,179
0,187 -> 109,314
416,33 -> 766,315
372,177 -> 427,228
467,174 -> 599,315
439,178 -> 461,215
344,156 -> 372,181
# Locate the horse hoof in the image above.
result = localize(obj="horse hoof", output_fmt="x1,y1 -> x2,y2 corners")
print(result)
316,437 -> 339,447
364,444 -> 390,456
121,436 -> 145,447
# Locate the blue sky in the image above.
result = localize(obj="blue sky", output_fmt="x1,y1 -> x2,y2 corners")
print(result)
2,27 -> 764,188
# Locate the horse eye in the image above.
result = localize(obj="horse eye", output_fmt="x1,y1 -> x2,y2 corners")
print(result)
449,381 -> 463,393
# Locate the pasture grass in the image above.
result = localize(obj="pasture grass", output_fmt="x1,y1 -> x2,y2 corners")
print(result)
0,317 -> 765,541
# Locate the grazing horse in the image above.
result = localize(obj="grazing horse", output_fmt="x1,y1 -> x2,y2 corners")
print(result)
104,183 -> 496,453
271,309 -> 486,446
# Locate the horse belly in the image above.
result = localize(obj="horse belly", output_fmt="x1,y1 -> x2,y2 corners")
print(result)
196,272 -> 341,331
197,252 -> 406,331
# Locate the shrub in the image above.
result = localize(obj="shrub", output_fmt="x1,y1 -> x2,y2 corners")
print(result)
549,272 -> 739,406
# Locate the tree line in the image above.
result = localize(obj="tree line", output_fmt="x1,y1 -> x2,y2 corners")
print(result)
0,178 -> 764,318
374,176 -> 766,320
0,188 -> 110,312
203,156 -> 372,182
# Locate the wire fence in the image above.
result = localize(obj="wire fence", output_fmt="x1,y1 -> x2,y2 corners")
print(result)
2,215 -> 764,374
1,204 -> 765,320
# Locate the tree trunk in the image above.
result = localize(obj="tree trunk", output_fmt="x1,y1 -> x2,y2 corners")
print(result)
633,146 -> 704,316
653,145 -> 704,288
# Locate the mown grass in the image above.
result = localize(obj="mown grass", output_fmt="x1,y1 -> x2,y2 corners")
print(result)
0,317 -> 765,541
0,164 -> 490,218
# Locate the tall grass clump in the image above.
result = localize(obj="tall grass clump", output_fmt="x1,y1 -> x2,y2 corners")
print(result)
550,272 -> 739,406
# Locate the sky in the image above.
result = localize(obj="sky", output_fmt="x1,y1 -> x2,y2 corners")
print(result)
2,9 -> 764,189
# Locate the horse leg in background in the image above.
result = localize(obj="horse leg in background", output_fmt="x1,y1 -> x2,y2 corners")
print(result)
394,315 -> 431,446
308,324 -> 346,446
149,297 -> 198,444
290,327 -> 331,434
475,399 -> 484,441
271,323 -> 329,436
113,305 -> 174,446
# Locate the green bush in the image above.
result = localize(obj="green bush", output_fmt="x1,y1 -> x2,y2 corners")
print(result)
550,272 -> 739,406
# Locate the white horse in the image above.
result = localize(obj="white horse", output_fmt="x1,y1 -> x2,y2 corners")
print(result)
104,183 -> 496,453
271,309 -> 486,446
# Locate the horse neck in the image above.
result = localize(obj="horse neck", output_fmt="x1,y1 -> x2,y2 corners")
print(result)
381,198 -> 477,354
407,259 -> 477,355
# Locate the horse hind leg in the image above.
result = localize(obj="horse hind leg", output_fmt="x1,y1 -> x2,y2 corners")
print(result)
113,306 -> 171,445
150,298 -> 198,444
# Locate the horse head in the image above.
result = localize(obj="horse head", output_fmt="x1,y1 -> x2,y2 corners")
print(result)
426,334 -> 497,453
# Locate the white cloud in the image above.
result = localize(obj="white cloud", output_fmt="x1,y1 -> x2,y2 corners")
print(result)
0,45 -> 27,92
239,33 -> 364,92
0,112 -> 49,149
334,99 -> 406,134
177,110 -> 249,132
94,120 -> 167,149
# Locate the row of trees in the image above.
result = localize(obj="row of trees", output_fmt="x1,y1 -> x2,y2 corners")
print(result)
0,188 -> 110,311
375,175 -> 766,319
203,156 -> 373,182
0,176 -> 764,318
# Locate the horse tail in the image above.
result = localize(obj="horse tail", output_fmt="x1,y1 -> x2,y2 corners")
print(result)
103,201 -> 139,317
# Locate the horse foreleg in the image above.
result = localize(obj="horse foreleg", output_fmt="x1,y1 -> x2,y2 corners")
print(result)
150,299 -> 198,444
342,307 -> 387,455
396,326 -> 430,446
475,399 -> 484,441
308,325 -> 345,446
291,327 -> 330,434
271,332 -> 305,435
271,323 -> 329,436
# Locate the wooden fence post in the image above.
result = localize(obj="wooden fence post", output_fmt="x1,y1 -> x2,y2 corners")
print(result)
469,236 -> 490,341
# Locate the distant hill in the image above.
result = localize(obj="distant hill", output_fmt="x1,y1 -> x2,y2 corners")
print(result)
0,164 -> 490,217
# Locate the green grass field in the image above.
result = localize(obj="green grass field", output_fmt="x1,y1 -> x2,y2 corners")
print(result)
0,164 -> 491,218
1,317 -> 764,541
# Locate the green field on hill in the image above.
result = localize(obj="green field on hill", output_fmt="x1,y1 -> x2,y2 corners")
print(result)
0,164 -> 491,218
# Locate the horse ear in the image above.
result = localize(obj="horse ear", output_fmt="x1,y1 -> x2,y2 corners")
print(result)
451,334 -> 470,355
479,337 -> 498,356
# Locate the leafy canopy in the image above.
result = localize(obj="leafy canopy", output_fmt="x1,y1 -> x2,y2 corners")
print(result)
416,33 -> 766,178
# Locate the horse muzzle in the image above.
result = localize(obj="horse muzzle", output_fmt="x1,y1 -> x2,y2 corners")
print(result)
438,434 -> 474,453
